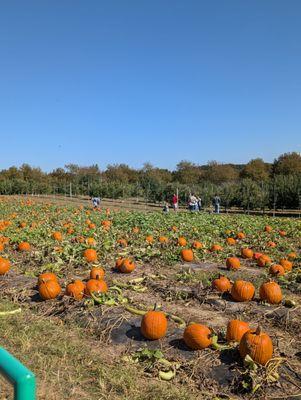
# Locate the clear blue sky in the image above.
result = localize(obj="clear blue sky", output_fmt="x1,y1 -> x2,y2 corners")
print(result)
1,1 -> 300,171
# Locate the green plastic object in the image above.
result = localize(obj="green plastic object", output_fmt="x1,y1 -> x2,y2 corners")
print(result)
0,347 -> 36,399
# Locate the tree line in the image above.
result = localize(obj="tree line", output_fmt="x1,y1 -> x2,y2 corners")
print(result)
0,152 -> 300,210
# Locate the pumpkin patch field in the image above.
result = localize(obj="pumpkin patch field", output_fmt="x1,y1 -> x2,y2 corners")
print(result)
0,197 -> 300,400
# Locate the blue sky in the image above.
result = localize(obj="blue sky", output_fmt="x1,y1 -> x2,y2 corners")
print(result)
1,1 -> 300,171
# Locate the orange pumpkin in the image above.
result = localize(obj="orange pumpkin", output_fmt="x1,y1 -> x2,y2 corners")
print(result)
0,257 -> 10,275
226,237 -> 236,245
269,264 -> 285,276
66,280 -> 85,300
192,241 -> 203,249
239,326 -> 273,365
183,323 -> 212,350
178,237 -> 187,247
264,225 -> 273,233
279,230 -> 286,237
84,279 -> 108,296
259,281 -> 282,304
52,231 -> 62,241
279,259 -> 293,272
118,258 -> 136,273
86,237 -> 97,246
115,257 -> 124,269
231,280 -> 255,302
210,244 -> 223,252
226,320 -> 250,343
267,241 -> 276,248
236,232 -> 246,240
18,242 -> 31,252
146,235 -> 154,244
117,239 -> 127,247
90,267 -> 105,280
212,275 -> 231,293
257,255 -> 271,267
226,257 -> 240,270
181,248 -> 194,262
140,311 -> 168,340
241,248 -> 254,259
83,248 -> 97,263
287,252 -> 297,260
39,279 -> 62,300
159,236 -> 168,244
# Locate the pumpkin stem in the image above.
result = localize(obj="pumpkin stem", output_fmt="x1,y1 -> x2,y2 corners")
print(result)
256,325 -> 262,335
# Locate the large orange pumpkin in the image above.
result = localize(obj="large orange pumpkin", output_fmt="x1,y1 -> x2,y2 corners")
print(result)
226,320 -> 250,343
140,311 -> 167,340
39,280 -> 62,300
259,281 -> 282,304
239,326 -> 273,365
0,257 -> 10,275
231,280 -> 255,302
210,244 -> 223,252
183,323 -> 212,350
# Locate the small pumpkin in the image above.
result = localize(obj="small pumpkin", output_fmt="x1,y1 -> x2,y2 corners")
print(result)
39,279 -> 62,300
117,239 -> 127,247
0,257 -> 10,275
192,240 -> 203,249
18,242 -> 31,252
267,241 -> 276,248
241,248 -> 253,259
159,236 -> 168,244
84,279 -> 108,296
87,237 -> 97,246
210,244 -> 223,252
279,258 -> 293,272
83,248 -> 97,263
264,225 -> 273,233
226,320 -> 250,343
178,237 -> 187,247
226,237 -> 236,245
257,255 -> 271,267
231,280 -> 255,302
90,267 -> 105,280
259,281 -> 282,304
212,275 -> 231,293
181,248 -> 194,262
269,264 -> 285,276
279,230 -> 286,237
141,310 -> 168,340
287,252 -> 297,260
239,326 -> 273,365
66,280 -> 85,300
118,258 -> 136,273
183,323 -> 212,350
52,231 -> 62,241
236,232 -> 246,240
226,257 -> 240,270
145,235 -> 154,244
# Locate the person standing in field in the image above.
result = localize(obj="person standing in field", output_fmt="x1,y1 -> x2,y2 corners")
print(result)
212,194 -> 221,214
197,196 -> 202,211
188,193 -> 198,211
172,193 -> 179,211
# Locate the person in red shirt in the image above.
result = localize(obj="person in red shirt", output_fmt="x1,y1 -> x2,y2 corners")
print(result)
172,193 -> 179,211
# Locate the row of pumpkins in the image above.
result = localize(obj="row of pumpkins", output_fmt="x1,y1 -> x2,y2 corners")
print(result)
36,267 -> 274,366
